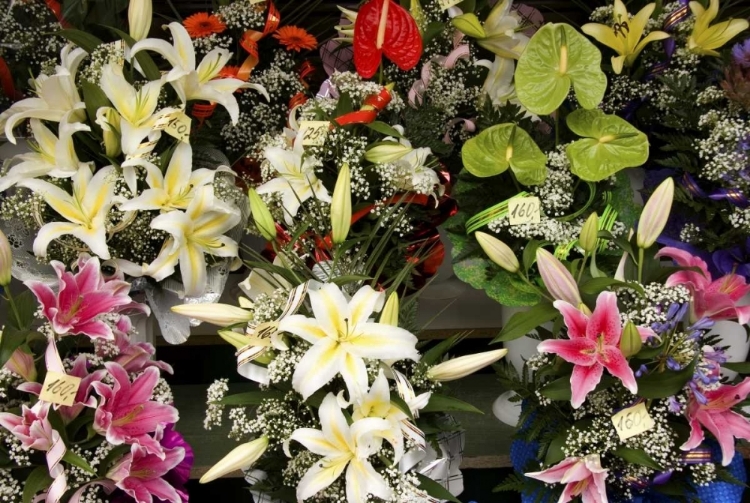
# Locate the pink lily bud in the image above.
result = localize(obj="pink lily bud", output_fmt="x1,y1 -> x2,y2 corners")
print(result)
637,177 -> 674,249
0,229 -> 10,287
536,248 -> 582,306
4,348 -> 37,382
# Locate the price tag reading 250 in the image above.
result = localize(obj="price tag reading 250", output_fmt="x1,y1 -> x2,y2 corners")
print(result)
300,121 -> 331,146
39,371 -> 81,407
611,402 -> 655,441
508,196 -> 541,225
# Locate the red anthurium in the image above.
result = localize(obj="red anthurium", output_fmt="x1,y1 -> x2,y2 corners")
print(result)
354,0 -> 423,78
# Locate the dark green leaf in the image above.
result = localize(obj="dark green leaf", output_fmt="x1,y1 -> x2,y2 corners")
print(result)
422,394 -> 483,414
56,29 -> 103,52
104,27 -> 162,80
636,360 -> 696,399
541,375 -> 613,401
522,240 -> 544,273
493,302 -> 558,343
365,121 -> 403,138
422,21 -> 445,45
579,278 -> 643,296
613,447 -> 663,470
23,466 -> 52,503
724,362 -> 750,374
7,290 -> 38,330
215,390 -> 284,406
421,334 -> 462,366
82,80 -> 110,134
545,432 -> 566,465
0,325 -> 29,370
330,275 -> 372,286
415,473 -> 461,503
63,450 -> 96,474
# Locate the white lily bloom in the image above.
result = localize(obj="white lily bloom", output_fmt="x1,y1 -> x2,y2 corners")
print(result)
130,22 -> 268,124
0,113 -> 91,192
17,166 -> 118,259
144,186 -> 240,296
119,143 -> 216,212
278,282 -> 419,400
256,134 -> 331,225
288,394 -> 397,503
0,45 -> 87,143
477,0 -> 530,59
238,259 -> 292,303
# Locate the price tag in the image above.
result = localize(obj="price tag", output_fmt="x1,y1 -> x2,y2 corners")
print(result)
300,121 -> 331,146
162,111 -> 192,143
438,0 -> 462,9
611,402 -> 655,441
39,371 -> 81,407
508,196 -> 541,225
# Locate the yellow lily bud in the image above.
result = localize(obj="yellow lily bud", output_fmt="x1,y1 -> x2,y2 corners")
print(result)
171,303 -> 253,327
0,229 -> 11,287
331,163 -> 352,244
579,212 -> 599,253
248,188 -> 277,241
637,177 -> 674,249
200,436 -> 269,483
426,349 -> 509,382
380,292 -> 399,326
128,0 -> 153,41
476,232 -> 519,273
620,321 -> 642,358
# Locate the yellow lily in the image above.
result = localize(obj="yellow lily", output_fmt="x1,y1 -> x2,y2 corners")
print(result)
688,0 -> 749,56
582,0 -> 670,74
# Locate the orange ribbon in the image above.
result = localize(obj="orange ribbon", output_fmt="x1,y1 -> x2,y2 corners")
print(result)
237,0 -> 281,81
334,87 -> 393,126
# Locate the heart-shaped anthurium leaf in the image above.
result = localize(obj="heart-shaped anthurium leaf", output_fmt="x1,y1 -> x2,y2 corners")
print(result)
565,109 -> 649,182
461,123 -> 547,186
515,23 -> 607,116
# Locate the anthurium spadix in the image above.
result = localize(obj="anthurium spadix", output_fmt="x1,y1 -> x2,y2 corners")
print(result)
582,0 -> 670,74
515,23 -> 607,116
688,0 -> 749,56
17,166 -> 118,259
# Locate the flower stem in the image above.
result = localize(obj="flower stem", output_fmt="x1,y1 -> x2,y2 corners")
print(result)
4,287 -> 23,329
637,247 -> 645,284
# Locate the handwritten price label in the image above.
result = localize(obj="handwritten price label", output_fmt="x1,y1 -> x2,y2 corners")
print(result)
611,402 -> 655,441
508,196 -> 541,225
39,371 -> 81,407
300,121 -> 331,146
438,0 -> 462,9
163,111 -> 192,143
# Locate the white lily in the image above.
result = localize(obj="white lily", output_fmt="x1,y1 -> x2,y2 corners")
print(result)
478,0 -> 529,59
0,113 -> 91,192
238,260 -> 292,303
287,394 -> 397,503
200,436 -> 268,483
278,282 -> 420,400
477,56 -> 518,107
119,143 -> 216,212
145,186 -> 240,296
98,63 -> 175,176
0,45 -> 87,143
130,22 -> 268,124
256,134 -> 331,225
17,166 -> 118,259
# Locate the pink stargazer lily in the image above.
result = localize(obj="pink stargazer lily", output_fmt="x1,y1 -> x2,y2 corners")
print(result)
0,402 -> 57,451
656,247 -> 750,324
104,317 -> 174,374
107,444 -> 186,503
526,454 -> 609,503
25,254 -> 149,339
93,362 -> 178,456
682,377 -> 750,466
538,291 -> 638,408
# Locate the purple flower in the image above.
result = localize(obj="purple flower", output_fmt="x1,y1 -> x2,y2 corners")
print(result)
667,396 -> 683,414
732,39 -> 750,69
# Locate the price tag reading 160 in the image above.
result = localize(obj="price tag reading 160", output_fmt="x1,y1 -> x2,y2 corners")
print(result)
508,196 -> 541,225
39,371 -> 82,407
611,402 -> 655,441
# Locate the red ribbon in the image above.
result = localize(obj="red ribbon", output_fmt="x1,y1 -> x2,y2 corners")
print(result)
334,87 -> 392,126
190,102 -> 217,127
0,57 -> 20,101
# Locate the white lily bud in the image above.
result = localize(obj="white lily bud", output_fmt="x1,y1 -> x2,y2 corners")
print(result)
380,292 -> 399,326
171,303 -> 253,327
128,0 -> 153,41
637,177 -> 674,249
200,436 -> 269,483
476,232 -> 519,273
0,229 -> 11,287
364,141 -> 413,164
331,164 -> 352,244
426,348 -> 509,382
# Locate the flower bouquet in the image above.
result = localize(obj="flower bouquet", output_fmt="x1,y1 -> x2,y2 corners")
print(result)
0,0 -> 270,342
0,241 -> 191,503
487,178 -> 750,502
583,0 -> 750,281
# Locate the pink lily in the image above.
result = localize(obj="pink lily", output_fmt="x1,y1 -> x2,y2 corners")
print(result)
4,348 -> 37,382
107,444 -> 186,503
0,401 -> 57,451
538,291 -> 638,408
93,362 -> 178,456
526,454 -> 609,503
656,247 -> 750,324
104,317 -> 173,374
682,377 -> 750,466
25,254 -> 149,340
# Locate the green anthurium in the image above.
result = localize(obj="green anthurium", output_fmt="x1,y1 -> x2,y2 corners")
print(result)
461,123 -> 547,186
515,23 -> 607,115
565,109 -> 649,181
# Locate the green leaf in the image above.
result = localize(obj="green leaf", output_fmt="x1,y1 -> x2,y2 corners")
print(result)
636,360 -> 696,399
541,375 -> 613,401
330,274 -> 372,286
390,394 -> 414,421
215,390 -> 285,405
422,21 -> 445,45
724,362 -> 750,374
579,277 -> 644,296
97,444 -> 131,476
493,302 -> 558,343
0,326 -> 29,371
461,124 -> 547,185
23,466 -> 52,503
451,13 -> 485,39
6,290 -> 38,330
415,473 -> 462,503
56,29 -> 103,52
365,121 -> 403,138
516,23 -> 607,115
422,334 -> 462,366
522,240 -> 544,273
82,80 -> 110,133
104,27 -> 162,81
565,109 -> 649,181
612,447 -> 663,471
63,450 -> 96,474
422,394 -> 483,414
545,432 -> 566,465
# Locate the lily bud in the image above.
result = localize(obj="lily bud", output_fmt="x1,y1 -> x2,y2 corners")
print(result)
476,232 -> 519,273
536,248 -> 582,306
248,188 -> 277,241
331,163 -> 352,244
363,141 -> 413,164
451,13 -> 486,39
426,348 -> 508,382
128,0 -> 153,41
218,329 -> 250,349
200,436 -> 269,483
0,229 -> 11,287
95,108 -> 122,158
579,212 -> 599,254
620,321 -> 642,358
578,303 -> 592,316
171,303 -> 253,327
380,292 -> 399,326
4,347 -> 36,382
637,177 -> 674,249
